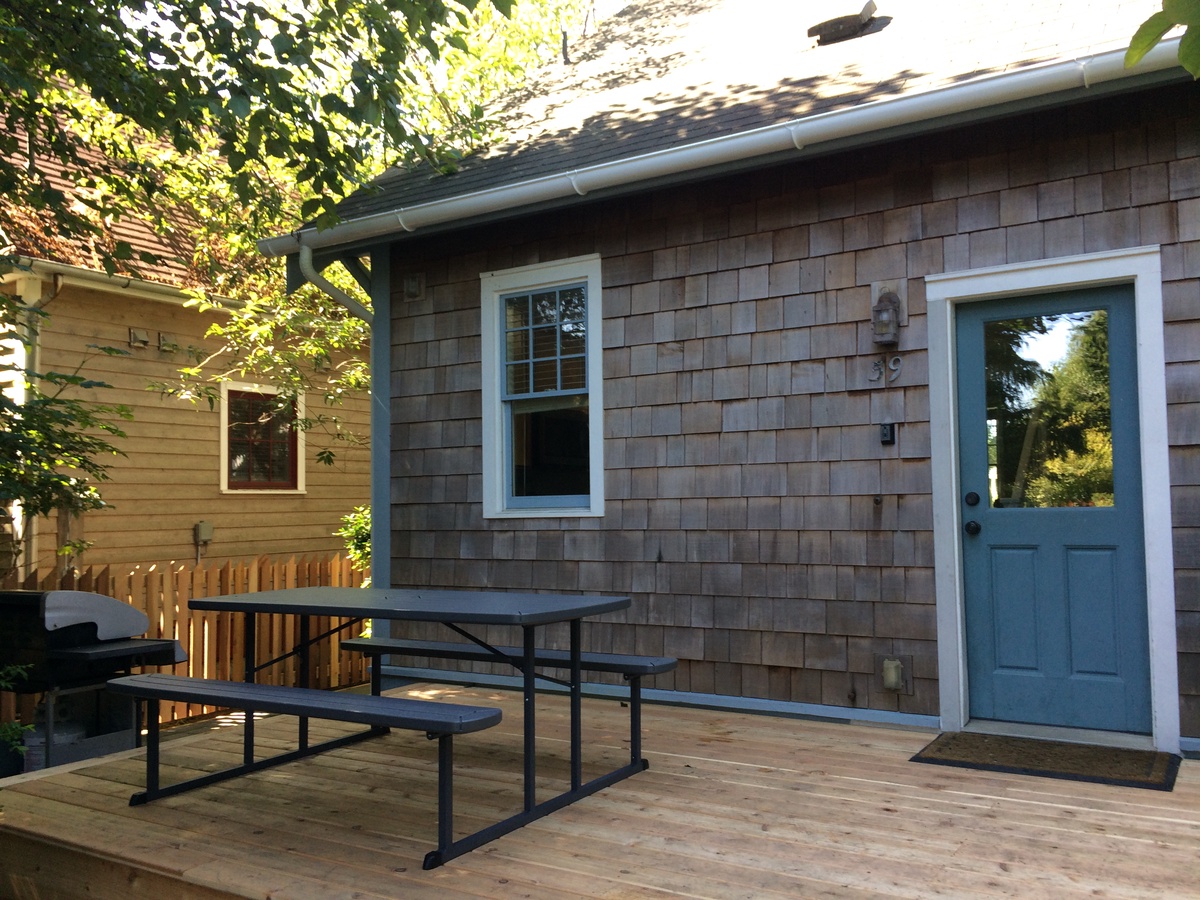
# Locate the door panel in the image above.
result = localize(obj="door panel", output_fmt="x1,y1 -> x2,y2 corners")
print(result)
990,547 -> 1038,671
956,286 -> 1150,734
1066,548 -> 1118,677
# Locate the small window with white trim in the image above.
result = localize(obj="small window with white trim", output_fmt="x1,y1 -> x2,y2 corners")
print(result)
220,383 -> 306,492
481,255 -> 604,518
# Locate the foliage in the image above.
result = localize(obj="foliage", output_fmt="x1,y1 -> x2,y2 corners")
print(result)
0,298 -> 131,571
1026,430 -> 1114,508
1126,0 -> 1200,77
0,1 -> 602,463
984,317 -> 1048,416
984,309 -> 1117,507
1024,312 -> 1114,507
336,506 -> 372,573
0,0 -> 520,253
1008,311 -> 1114,507
0,664 -> 33,755
1029,312 -> 1111,458
153,279 -> 373,465
2,0 -> 599,276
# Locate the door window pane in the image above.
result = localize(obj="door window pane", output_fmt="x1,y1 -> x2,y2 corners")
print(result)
983,310 -> 1113,508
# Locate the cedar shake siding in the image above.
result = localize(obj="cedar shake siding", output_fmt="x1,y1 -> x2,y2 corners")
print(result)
386,83 -> 1200,732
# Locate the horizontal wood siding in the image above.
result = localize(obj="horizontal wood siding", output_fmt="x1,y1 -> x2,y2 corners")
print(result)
386,83 -> 1200,731
19,289 -> 370,570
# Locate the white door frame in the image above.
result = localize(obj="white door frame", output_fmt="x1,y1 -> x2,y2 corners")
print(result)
926,246 -> 1179,754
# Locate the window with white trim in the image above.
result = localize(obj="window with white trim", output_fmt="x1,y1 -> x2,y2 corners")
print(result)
481,255 -> 604,518
220,383 -> 306,493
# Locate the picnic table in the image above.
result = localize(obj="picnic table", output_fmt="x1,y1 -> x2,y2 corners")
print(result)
116,587 -> 660,868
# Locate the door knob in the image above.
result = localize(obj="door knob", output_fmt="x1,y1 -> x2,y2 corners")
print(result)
964,520 -> 981,536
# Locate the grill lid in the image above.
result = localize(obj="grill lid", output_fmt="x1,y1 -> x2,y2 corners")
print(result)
43,590 -> 150,640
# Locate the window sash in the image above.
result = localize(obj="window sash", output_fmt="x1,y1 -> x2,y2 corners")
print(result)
505,395 -> 590,508
502,282 -> 588,401
480,255 -> 603,518
226,390 -> 298,490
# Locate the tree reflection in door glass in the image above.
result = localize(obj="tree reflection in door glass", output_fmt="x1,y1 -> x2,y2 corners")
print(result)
984,310 -> 1113,508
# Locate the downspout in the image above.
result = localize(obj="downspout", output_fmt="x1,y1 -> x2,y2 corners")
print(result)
298,245 -> 373,325
295,244 -> 384,588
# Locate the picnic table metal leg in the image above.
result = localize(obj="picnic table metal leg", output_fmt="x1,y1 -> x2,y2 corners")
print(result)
629,675 -> 644,766
145,702 -> 160,797
243,614 -> 255,765
570,617 -> 582,791
128,702 -> 161,805
297,615 -> 310,751
523,625 -> 536,812
424,732 -> 454,870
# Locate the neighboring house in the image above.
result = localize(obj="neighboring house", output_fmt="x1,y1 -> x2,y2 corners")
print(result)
0,153 -> 370,577
262,0 -> 1200,754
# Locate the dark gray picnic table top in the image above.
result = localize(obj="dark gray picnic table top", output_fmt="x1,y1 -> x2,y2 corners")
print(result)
188,586 -> 630,625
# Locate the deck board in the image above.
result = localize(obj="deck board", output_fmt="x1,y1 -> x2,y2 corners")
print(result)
2,683 -> 1198,899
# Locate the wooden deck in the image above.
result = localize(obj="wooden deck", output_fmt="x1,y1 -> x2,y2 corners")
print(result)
2,683 -> 1198,899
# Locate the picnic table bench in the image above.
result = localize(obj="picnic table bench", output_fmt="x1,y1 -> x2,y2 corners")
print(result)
342,636 -> 677,764
107,673 -> 501,868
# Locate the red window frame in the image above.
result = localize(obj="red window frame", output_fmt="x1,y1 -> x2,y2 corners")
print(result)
226,390 -> 299,490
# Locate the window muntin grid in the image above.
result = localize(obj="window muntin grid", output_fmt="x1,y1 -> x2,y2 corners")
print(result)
502,283 -> 587,400
227,390 -> 298,490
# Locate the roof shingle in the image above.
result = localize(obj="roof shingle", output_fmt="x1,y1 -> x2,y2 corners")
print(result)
333,0 -> 1165,225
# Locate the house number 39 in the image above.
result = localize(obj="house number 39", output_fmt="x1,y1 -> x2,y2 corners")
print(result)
869,355 -> 902,383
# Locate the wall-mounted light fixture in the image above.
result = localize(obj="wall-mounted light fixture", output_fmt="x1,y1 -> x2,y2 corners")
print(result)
871,290 -> 901,345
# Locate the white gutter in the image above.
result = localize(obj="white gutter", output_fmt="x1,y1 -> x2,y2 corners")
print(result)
0,256 -> 202,307
259,38 -> 1184,258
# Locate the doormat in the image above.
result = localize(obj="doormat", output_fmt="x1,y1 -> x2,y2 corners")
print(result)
911,731 -> 1181,791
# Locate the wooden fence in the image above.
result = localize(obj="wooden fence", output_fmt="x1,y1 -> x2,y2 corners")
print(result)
2,553 -> 369,730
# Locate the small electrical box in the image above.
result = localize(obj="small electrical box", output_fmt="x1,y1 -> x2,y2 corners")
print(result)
877,653 -> 914,695
193,521 -> 213,544
880,423 -> 896,445
882,658 -> 904,691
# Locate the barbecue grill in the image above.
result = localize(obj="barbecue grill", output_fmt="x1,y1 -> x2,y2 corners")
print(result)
0,589 -> 186,770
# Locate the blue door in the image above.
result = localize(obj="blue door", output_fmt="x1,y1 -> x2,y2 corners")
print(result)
956,286 -> 1151,733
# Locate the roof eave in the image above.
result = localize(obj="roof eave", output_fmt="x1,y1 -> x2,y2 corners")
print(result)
259,38 -> 1187,259
0,256 -> 239,310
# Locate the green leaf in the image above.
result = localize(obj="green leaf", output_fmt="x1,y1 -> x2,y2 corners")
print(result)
228,92 -> 252,120
1180,23 -> 1200,76
1165,0 -> 1200,27
1126,11 -> 1175,68
300,197 -> 324,219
